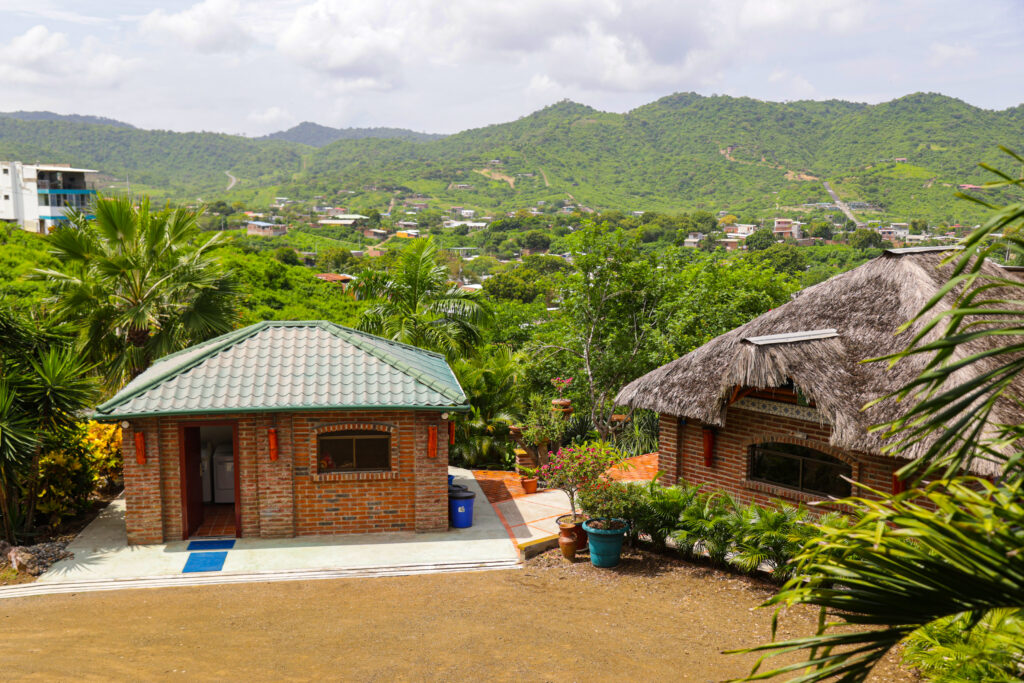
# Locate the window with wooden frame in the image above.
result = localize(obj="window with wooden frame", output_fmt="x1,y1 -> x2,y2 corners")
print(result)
317,430 -> 391,473
748,442 -> 851,497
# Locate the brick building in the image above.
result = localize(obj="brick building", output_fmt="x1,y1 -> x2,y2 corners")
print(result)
95,321 -> 467,544
616,248 -> 1013,506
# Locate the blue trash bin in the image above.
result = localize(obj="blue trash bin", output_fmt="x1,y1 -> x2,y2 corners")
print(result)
449,490 -> 475,528
447,474 -> 455,486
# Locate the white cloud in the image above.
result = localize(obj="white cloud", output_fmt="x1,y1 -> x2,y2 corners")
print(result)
0,25 -> 136,86
140,0 -> 251,54
248,105 -> 292,126
928,42 -> 978,68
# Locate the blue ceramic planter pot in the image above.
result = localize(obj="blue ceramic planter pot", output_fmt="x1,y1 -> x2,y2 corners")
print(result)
582,518 -> 629,568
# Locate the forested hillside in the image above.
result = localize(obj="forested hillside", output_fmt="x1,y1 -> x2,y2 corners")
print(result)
261,122 -> 444,146
1,93 -> 1020,221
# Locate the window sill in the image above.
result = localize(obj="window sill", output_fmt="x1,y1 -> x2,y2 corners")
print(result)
742,479 -> 833,504
311,470 -> 399,482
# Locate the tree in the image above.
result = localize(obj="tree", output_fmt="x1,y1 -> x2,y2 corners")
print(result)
38,195 -> 239,387
749,243 -> 806,275
356,238 -> 489,359
736,152 -> 1024,682
536,223 -> 671,440
521,230 -> 551,252
274,246 -> 301,265
745,228 -> 776,251
848,228 -> 886,249
910,218 -> 928,234
0,305 -> 96,542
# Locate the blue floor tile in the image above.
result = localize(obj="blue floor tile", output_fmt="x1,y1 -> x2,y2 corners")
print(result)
182,551 -> 227,573
187,539 -> 236,551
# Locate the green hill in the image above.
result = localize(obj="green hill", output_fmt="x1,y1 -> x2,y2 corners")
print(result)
0,93 -> 1020,222
261,121 -> 444,146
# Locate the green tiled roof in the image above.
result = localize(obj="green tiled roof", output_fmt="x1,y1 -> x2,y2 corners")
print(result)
95,321 -> 468,419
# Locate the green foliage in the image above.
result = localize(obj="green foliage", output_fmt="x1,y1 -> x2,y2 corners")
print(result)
449,347 -> 523,469
356,238 -> 490,360
848,228 -> 887,249
902,609 -> 1024,682
39,195 -> 240,387
734,153 -> 1024,682
32,426 -> 96,529
729,502 -> 813,582
744,228 -> 776,251
538,441 -> 625,514
0,304 -> 97,542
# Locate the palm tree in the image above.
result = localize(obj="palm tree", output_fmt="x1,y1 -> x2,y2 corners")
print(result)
37,195 -> 239,388
0,305 -> 96,542
355,238 -> 488,359
450,346 -> 525,468
735,150 -> 1024,682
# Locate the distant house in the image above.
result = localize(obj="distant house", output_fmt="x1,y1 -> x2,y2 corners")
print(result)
396,220 -> 419,229
450,206 -> 464,215
405,201 -> 429,211
442,220 -> 487,230
363,228 -> 388,240
318,214 -> 368,227
247,221 -> 287,237
773,218 -> 803,240
395,229 -> 420,238
459,209 -> 476,218
452,184 -> 473,190
724,223 -> 758,237
616,248 -> 1013,509
683,232 -> 704,248
316,273 -> 356,289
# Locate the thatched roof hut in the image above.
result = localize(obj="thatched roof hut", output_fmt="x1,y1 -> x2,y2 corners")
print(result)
616,248 -> 1024,474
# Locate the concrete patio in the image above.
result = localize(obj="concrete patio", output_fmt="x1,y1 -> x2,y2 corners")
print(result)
0,467 -> 519,599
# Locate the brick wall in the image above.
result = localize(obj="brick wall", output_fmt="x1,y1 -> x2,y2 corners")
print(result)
121,409 -> 450,545
656,407 -> 899,508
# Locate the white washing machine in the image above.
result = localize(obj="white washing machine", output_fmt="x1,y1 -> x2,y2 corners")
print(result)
212,445 -> 235,504
200,444 -> 213,503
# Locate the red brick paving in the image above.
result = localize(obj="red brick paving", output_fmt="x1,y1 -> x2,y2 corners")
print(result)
194,503 -> 236,537
473,453 -> 658,505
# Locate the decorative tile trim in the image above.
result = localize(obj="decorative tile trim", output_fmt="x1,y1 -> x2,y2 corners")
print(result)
311,422 -> 399,481
732,397 -> 829,424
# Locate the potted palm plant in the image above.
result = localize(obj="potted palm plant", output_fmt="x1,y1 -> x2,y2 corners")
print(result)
518,465 -> 539,494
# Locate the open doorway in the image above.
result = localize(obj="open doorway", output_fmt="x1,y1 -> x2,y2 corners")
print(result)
180,422 -> 239,539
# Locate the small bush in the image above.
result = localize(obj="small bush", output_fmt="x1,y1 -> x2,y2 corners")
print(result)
84,421 -> 122,491
32,427 -> 97,529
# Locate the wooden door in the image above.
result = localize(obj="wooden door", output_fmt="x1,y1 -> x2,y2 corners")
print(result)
183,427 -> 204,538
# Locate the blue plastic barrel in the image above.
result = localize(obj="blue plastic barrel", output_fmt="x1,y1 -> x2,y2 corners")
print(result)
447,474 -> 455,485
449,490 -> 475,528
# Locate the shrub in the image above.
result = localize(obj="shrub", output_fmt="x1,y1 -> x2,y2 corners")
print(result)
539,442 -> 625,515
673,492 -> 738,565
902,609 -> 1024,682
32,427 -> 96,530
728,502 -> 810,582
84,421 -> 122,491
579,481 -> 648,542
636,478 -> 702,549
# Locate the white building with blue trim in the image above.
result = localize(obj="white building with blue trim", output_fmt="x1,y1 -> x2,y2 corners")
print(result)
0,161 -> 97,233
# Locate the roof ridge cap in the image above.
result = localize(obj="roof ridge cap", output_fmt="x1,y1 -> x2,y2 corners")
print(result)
317,323 -> 465,403
96,322 -> 270,414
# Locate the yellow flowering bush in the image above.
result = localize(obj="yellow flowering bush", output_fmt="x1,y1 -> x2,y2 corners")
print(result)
84,421 -> 123,490
30,422 -> 123,530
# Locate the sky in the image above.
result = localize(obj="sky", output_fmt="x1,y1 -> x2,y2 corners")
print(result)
1,0 -> 1023,137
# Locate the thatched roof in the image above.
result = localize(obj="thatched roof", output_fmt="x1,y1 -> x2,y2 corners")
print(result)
615,248 -> 1024,474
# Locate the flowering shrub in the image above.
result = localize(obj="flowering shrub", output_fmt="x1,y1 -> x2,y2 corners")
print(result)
84,421 -> 122,491
550,376 -> 573,394
538,442 -> 625,515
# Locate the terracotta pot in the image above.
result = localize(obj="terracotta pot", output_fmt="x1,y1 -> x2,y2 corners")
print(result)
556,513 -> 588,550
558,522 -> 578,561
551,398 -> 571,408
520,476 -> 539,494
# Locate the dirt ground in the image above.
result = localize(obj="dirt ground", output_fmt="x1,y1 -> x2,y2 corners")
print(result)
0,548 -> 914,681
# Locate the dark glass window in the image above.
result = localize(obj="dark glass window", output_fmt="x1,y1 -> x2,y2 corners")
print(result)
317,430 -> 390,473
748,442 -> 851,497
